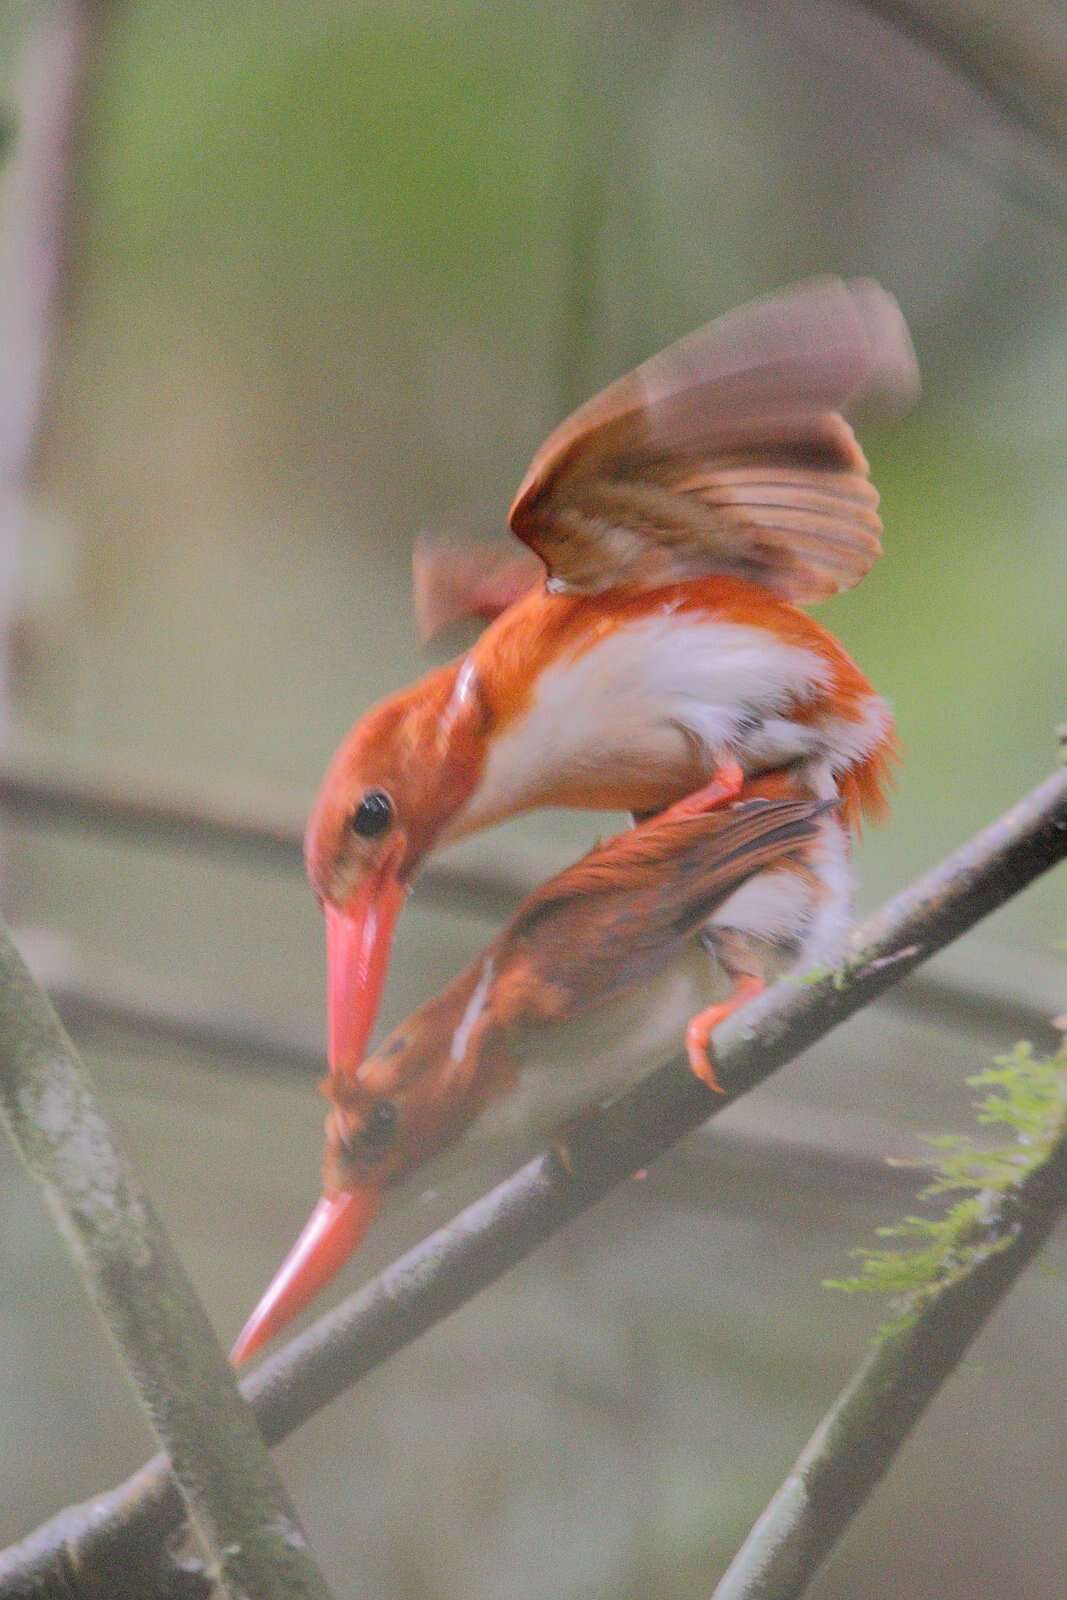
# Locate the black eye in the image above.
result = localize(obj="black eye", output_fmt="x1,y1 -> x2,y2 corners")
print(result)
351,790 -> 394,839
359,1100 -> 398,1152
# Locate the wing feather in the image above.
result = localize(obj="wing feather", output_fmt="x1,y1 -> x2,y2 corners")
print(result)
493,798 -> 828,1024
412,535 -> 544,641
508,278 -> 918,603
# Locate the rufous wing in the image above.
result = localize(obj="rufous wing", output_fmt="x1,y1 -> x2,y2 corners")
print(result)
508,278 -> 918,603
491,797 -> 830,1025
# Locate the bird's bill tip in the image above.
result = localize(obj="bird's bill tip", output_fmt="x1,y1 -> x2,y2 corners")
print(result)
230,1187 -> 382,1365
325,854 -> 407,1077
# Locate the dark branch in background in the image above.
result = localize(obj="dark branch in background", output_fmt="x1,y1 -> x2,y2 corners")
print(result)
3,749 -> 1058,1065
839,0 -> 1067,234
855,0 -> 1067,160
555,1 -> 665,412
0,0 -> 104,747
0,750 -> 525,917
3,765 -> 1066,1600
711,1060 -> 1067,1600
0,924 -> 337,1600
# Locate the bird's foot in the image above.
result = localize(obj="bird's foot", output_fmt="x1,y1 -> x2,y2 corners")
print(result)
657,761 -> 745,825
685,975 -> 766,1093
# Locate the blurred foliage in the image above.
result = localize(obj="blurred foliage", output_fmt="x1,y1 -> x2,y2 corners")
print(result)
90,3 -> 565,309
32,0 -> 1063,887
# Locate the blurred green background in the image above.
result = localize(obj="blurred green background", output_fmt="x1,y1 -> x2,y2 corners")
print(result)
1,1 -> 1065,1595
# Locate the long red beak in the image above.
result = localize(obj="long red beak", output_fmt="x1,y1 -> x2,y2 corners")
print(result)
326,840 -> 407,1076
230,1186 -> 382,1365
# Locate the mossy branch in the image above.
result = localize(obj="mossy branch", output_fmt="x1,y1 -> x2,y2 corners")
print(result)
2,766 -> 1067,1598
0,922 -> 337,1600
712,1039 -> 1067,1600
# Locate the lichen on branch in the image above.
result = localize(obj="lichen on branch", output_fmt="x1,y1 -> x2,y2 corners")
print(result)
825,1037 -> 1067,1328
714,1026 -> 1067,1600
3,763 -> 1067,1599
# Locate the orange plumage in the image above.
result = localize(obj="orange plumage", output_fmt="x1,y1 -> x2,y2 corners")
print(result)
304,276 -> 917,1100
233,791 -> 829,1363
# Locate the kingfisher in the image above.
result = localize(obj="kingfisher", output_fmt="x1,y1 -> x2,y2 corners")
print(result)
306,277 -> 916,1090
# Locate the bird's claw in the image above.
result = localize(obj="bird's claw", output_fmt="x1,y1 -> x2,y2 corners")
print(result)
657,762 -> 745,825
685,974 -> 766,1095
685,1013 -> 726,1093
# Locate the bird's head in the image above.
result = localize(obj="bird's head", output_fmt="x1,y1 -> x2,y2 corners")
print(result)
305,662 -> 490,1077
230,976 -> 505,1365
231,791 -> 830,1364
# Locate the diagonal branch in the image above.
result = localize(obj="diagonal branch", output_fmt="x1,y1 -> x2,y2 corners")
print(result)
0,923 -> 336,1600
852,0 -> 1067,161
710,1062 -> 1067,1600
3,764 -> 1067,1598
0,748 -> 526,916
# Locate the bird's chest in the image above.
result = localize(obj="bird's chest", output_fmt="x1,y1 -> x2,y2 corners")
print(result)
458,611 -> 829,825
481,944 -> 716,1146
386,949 -> 715,1227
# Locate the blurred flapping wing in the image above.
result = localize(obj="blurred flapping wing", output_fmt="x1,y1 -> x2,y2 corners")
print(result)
412,534 -> 544,641
508,278 -> 918,604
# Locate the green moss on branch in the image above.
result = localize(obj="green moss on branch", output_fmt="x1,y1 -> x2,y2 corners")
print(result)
4,764 -> 1067,1598
713,1034 -> 1067,1600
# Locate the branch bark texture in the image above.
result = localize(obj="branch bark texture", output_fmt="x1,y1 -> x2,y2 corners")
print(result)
0,924 -> 336,1600
711,1098 -> 1067,1600
3,765 -> 1067,1597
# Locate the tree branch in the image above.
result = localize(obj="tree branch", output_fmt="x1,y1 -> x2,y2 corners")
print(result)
3,764 -> 1067,1598
0,923 -> 337,1600
710,1063 -> 1067,1600
0,748 -> 526,917
5,748 -> 1060,1063
852,0 -> 1067,160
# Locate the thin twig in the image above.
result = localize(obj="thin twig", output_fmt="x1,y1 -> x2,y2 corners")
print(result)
0,923 -> 337,1600
710,1088 -> 1067,1600
3,765 -> 1067,1599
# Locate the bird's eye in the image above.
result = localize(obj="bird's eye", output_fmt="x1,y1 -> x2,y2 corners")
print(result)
351,790 -> 394,839
358,1099 -> 398,1153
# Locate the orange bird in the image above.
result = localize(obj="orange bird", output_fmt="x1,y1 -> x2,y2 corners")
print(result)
307,277 -> 917,1089
233,787 -> 830,1363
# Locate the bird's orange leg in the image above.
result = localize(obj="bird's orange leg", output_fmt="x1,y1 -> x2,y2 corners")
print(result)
685,974 -> 766,1093
653,761 -> 745,825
